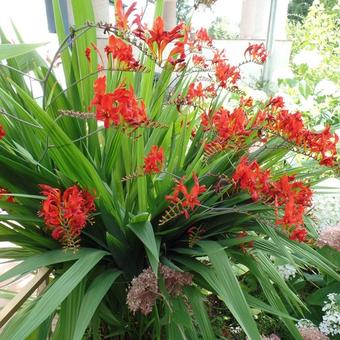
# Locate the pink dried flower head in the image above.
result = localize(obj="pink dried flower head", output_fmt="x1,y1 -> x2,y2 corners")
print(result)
261,335 -> 281,340
298,326 -> 330,340
316,225 -> 340,251
126,267 -> 159,315
159,264 -> 193,296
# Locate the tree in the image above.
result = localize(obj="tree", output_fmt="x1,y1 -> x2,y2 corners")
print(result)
208,16 -> 238,40
288,0 -> 314,23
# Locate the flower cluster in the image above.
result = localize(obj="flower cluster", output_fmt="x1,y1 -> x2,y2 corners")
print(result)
232,157 -> 313,241
313,193 -> 340,229
298,327 -> 329,340
159,264 -> 193,296
134,16 -> 187,66
316,225 -> 340,251
261,335 -> 281,340
91,76 -> 147,128
0,124 -> 5,140
39,184 -> 96,248
127,265 -> 192,315
199,94 -> 338,167
114,0 -> 136,32
213,51 -> 240,88
267,108 -> 339,166
244,43 -> 268,64
105,35 -> 141,70
126,267 -> 159,316
144,146 -> 165,174
276,263 -> 297,280
0,188 -> 15,203
296,319 -> 329,340
176,82 -> 216,108
191,28 -> 213,51
319,293 -> 340,336
165,174 -> 206,220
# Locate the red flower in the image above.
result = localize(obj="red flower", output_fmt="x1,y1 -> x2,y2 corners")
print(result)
166,174 -> 206,219
266,108 -> 339,166
240,96 -> 253,108
244,43 -> 267,63
0,125 -> 6,140
144,146 -> 165,174
105,35 -> 140,69
201,112 -> 211,130
186,82 -> 206,103
39,184 -> 96,247
267,96 -> 285,110
0,188 -> 15,203
232,158 -> 313,242
214,58 -> 240,88
91,76 -> 147,128
192,54 -> 208,68
134,16 -> 186,64
115,0 -> 136,31
290,228 -> 307,242
85,47 -> 91,62
232,156 -> 270,201
192,28 -> 213,51
211,107 -> 250,142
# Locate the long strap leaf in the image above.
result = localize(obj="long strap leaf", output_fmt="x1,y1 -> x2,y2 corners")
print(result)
5,250 -> 106,340
72,269 -> 121,340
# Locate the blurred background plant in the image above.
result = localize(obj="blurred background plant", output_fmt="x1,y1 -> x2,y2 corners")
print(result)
275,0 -> 340,127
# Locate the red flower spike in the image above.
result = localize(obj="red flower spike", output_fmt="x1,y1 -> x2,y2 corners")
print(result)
192,28 -> 213,51
244,43 -> 268,63
115,0 -> 137,31
240,96 -> 253,108
134,16 -> 186,64
105,35 -> 140,69
0,125 -> 6,140
144,146 -> 165,174
85,47 -> 91,62
0,188 -> 15,203
186,82 -> 206,103
266,96 -> 285,110
232,157 -> 313,242
267,108 -> 339,166
192,54 -> 208,68
91,76 -> 148,128
166,174 -> 206,219
39,184 -> 96,248
214,58 -> 240,88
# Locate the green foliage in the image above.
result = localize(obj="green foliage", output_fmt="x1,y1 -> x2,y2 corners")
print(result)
208,16 -> 238,40
0,0 -> 338,339
288,0 -> 314,23
176,0 -> 193,23
277,1 -> 340,126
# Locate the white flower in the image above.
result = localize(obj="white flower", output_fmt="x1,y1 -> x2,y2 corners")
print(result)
299,96 -> 315,112
297,319 -> 316,329
277,264 -> 297,280
293,50 -> 323,68
272,67 -> 295,81
315,80 -> 338,97
319,293 -> 340,336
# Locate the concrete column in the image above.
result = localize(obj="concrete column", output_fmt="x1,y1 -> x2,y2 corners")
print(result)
164,0 -> 177,30
240,0 -> 271,39
274,0 -> 289,40
240,0 -> 289,40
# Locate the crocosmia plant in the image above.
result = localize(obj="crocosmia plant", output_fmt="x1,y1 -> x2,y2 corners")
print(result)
0,1 -> 339,339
